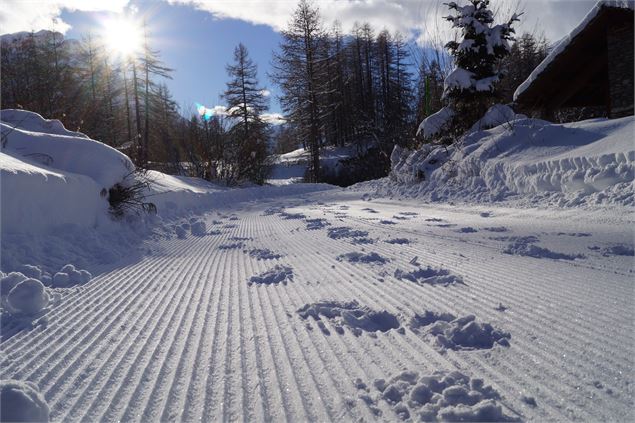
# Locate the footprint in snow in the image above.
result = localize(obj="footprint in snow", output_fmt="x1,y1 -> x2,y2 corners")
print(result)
248,248 -> 283,260
297,300 -> 402,336
484,226 -> 508,233
380,220 -> 396,225
600,244 -> 634,257
248,265 -> 293,286
328,226 -> 369,240
385,238 -> 410,245
356,370 -> 518,421
305,218 -> 330,230
279,211 -> 306,220
218,242 -> 245,250
394,266 -> 464,286
337,252 -> 388,265
456,227 -> 478,233
503,238 -> 584,260
409,311 -> 510,350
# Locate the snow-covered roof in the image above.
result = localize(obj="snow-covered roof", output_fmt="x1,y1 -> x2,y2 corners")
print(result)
513,0 -> 634,101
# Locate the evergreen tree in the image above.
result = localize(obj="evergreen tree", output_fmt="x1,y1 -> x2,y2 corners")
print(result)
443,0 -> 520,129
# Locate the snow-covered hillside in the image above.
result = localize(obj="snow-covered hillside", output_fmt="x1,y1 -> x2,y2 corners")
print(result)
1,110 -> 633,423
377,116 -> 634,207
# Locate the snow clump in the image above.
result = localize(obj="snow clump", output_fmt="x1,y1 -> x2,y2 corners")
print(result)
248,265 -> 294,285
410,311 -> 511,350
357,370 -> 517,421
52,264 -> 92,288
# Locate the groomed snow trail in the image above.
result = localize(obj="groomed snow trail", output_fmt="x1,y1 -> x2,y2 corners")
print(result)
1,188 -> 633,422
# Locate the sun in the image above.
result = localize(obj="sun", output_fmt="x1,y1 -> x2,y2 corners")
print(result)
102,17 -> 142,57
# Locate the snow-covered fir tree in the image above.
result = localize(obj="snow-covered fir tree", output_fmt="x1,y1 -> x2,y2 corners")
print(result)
418,0 -> 519,142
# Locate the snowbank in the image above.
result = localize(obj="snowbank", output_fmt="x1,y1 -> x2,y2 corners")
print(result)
0,380 -> 50,422
1,110 -> 133,188
1,109 -> 133,234
379,116 -> 635,207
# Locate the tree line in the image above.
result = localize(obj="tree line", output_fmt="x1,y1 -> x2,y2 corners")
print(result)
1,0 -> 549,185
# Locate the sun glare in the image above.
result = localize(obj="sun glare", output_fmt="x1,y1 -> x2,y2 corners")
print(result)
102,17 -> 142,57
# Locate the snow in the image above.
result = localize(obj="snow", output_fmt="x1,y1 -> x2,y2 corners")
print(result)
268,144 -> 373,185
1,109 -> 633,422
387,116 -> 635,207
416,106 -> 455,139
443,67 -> 474,97
1,109 -> 133,188
470,104 -> 525,132
6,278 -> 49,315
0,380 -> 50,422
514,0 -> 635,101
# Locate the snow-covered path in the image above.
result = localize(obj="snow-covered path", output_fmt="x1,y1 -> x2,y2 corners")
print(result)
1,188 -> 633,422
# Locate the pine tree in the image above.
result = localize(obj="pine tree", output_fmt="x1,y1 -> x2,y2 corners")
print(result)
443,0 -> 520,128
223,43 -> 269,184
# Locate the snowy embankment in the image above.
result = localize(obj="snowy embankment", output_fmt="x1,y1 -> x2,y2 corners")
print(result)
268,145 -> 367,185
376,116 -> 634,207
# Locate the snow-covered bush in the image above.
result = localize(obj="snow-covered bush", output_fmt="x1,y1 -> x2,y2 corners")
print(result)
6,278 -> 50,315
0,379 -> 50,422
107,170 -> 157,219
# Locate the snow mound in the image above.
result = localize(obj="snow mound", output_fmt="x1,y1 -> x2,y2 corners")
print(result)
387,116 -> 635,206
1,109 -> 133,188
336,252 -> 388,264
410,311 -> 511,350
1,109 -> 89,139
7,278 -> 50,315
0,379 -> 50,422
394,266 -> 464,286
357,370 -> 516,421
248,265 -> 293,285
297,300 -> 401,336
416,106 -> 455,139
52,264 -> 92,288
470,104 -> 525,132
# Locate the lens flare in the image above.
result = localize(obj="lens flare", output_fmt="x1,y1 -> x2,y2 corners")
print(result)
196,102 -> 214,121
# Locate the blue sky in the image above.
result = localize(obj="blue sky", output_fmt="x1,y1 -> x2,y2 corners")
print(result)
60,2 -> 284,115
2,0 -> 598,118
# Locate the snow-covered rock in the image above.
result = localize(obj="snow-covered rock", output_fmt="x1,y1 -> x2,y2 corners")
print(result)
0,379 -> 50,422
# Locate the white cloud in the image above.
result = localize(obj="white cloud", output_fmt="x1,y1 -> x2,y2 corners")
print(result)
260,89 -> 271,97
261,113 -> 286,125
169,0 -> 598,46
0,0 -> 130,35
